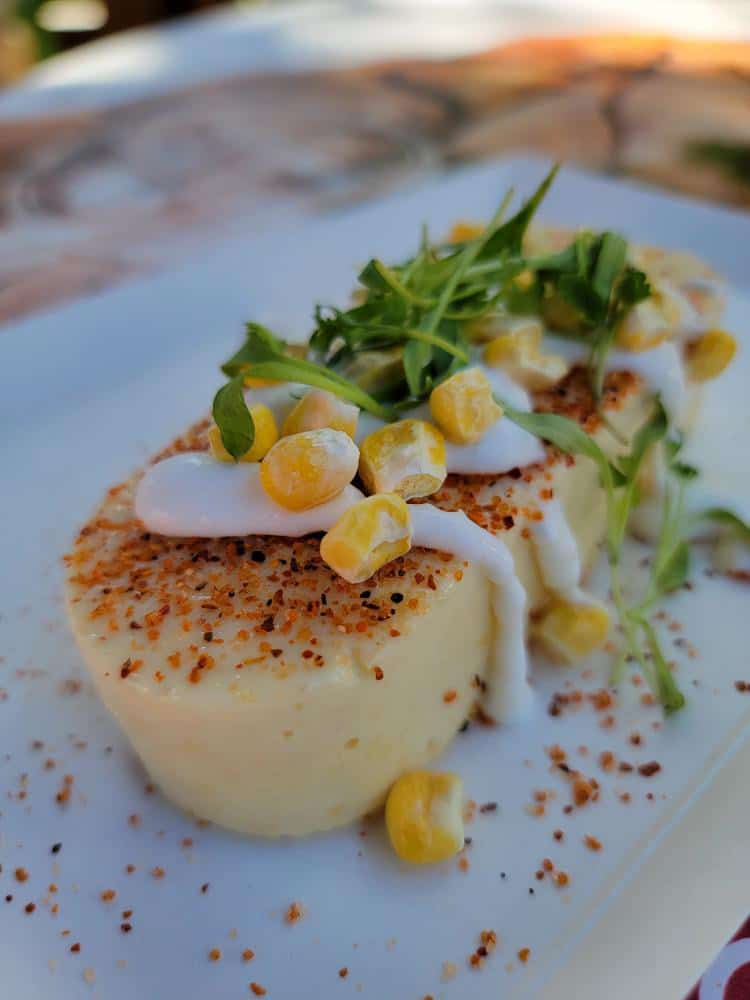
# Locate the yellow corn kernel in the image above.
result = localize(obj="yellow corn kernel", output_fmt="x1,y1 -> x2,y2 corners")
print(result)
385,770 -> 465,865
282,389 -> 359,439
483,321 -> 568,391
449,221 -> 483,243
259,428 -> 359,512
534,600 -> 610,664
686,329 -> 737,382
616,291 -> 682,352
319,493 -> 411,584
429,367 -> 503,445
208,404 -> 279,463
358,419 -> 446,500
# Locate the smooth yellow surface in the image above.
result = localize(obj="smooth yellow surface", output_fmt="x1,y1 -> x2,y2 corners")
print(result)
385,770 -> 464,864
429,367 -> 503,444
259,428 -> 359,511
320,493 -> 412,584
358,419 -> 446,499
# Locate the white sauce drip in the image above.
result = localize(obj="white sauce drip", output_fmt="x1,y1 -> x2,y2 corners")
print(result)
135,453 -> 364,538
527,498 -> 583,601
409,504 -> 532,723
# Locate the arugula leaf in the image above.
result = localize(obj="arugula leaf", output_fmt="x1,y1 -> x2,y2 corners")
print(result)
212,375 -> 255,460
694,507 -> 750,542
653,540 -> 691,594
221,323 -> 287,376
479,164 -> 560,258
403,337 -> 433,397
639,618 -> 686,714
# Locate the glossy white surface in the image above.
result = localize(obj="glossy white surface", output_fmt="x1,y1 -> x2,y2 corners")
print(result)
1,160 -> 749,1000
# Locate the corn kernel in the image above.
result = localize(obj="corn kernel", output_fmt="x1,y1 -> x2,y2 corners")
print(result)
483,321 -> 568,391
319,494 -> 411,584
533,600 -> 610,664
208,404 -> 279,463
385,770 -> 465,865
259,428 -> 359,512
429,367 -> 503,445
449,221 -> 483,243
358,420 -> 446,499
686,329 -> 737,382
282,389 -> 359,438
616,291 -> 682,352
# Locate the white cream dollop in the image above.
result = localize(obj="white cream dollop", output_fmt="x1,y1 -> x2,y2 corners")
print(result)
135,452 -> 364,538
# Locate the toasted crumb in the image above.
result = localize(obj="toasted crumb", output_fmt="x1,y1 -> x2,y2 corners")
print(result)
284,901 -> 305,924
209,948 -> 221,962
151,867 -> 165,880
338,967 -> 349,979
250,984 -> 267,996
100,889 -> 116,903
518,948 -> 531,964
14,868 -> 29,883
242,949 -> 255,963
584,835 -> 602,852
441,960 -> 457,982
554,871 -> 570,888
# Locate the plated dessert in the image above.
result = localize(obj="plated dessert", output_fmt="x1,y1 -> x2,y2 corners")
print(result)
65,166 -> 745,860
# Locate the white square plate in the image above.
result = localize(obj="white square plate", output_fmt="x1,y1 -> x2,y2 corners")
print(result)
2,158 -> 749,1000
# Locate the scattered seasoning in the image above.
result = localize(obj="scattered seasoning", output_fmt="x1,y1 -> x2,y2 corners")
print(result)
553,829 -> 564,842
70,943 -> 81,954
583,835 -> 602,852
638,761 -> 662,778
25,902 -> 36,914
479,802 -> 498,814
50,843 -> 62,855
249,984 -> 267,996
468,929 -> 497,970
83,969 -> 95,985
14,868 -> 29,883
554,871 -> 570,888
100,889 -> 116,903
208,949 -> 221,962
151,867 -> 165,880
441,961 -> 457,982
338,968 -> 349,979
200,883 -> 210,894
242,949 -> 255,963
518,948 -> 531,964
120,923 -> 132,934
735,681 -> 750,693
443,689 -> 458,704
284,901 -> 305,924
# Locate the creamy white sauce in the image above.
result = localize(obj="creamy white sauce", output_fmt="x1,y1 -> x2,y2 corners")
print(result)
355,363 -> 545,475
409,503 -> 532,723
135,452 -> 364,538
527,498 -> 582,600
545,336 -> 687,424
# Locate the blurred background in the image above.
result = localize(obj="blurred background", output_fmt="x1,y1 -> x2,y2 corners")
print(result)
1,0 -> 229,81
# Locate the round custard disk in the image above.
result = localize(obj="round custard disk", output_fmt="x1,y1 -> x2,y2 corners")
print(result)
66,370 -> 649,837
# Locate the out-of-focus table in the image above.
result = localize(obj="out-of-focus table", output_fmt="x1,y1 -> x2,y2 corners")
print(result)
1,0 -> 749,328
